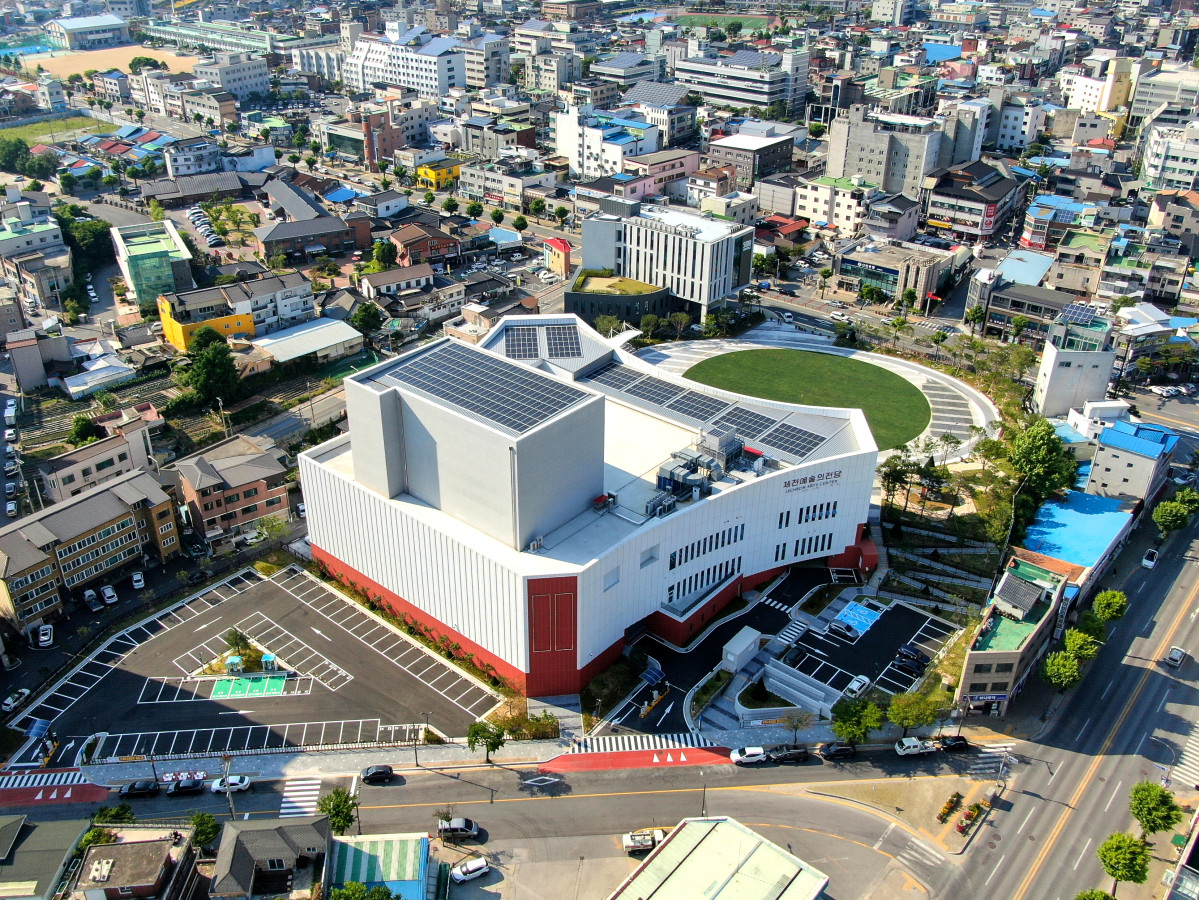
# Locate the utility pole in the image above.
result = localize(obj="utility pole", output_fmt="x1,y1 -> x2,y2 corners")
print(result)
221,754 -> 236,818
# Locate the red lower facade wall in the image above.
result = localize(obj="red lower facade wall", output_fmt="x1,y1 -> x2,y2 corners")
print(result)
647,564 -> 788,646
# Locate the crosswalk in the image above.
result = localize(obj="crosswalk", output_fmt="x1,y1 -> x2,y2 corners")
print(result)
777,621 -> 807,644
896,836 -> 945,880
1168,730 -> 1199,788
0,770 -> 88,789
913,321 -> 958,335
761,598 -> 793,612
279,779 -> 322,817
569,732 -> 716,754
967,743 -> 1015,779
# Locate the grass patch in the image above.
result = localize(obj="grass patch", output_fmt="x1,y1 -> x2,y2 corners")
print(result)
690,669 -> 731,716
253,552 -> 291,578
578,275 -> 658,295
927,550 -> 1001,579
738,681 -> 792,709
800,583 -> 845,617
2,115 -> 99,144
685,348 -> 931,450
21,443 -> 69,461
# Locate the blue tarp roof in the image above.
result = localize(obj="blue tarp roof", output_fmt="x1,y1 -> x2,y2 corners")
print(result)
1022,490 -> 1132,569
922,43 -> 963,62
323,187 -> 361,204
996,249 -> 1054,286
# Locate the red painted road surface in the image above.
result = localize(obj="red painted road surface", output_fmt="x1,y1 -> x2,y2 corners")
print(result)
0,784 -> 110,804
542,747 -> 733,772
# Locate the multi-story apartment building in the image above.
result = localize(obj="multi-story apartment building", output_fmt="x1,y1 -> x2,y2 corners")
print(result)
675,47 -> 809,114
0,203 -> 73,310
292,46 -> 344,86
36,76 -> 66,113
623,101 -> 695,147
92,69 -> 130,104
343,25 -> 466,97
527,52 -> 578,93
704,134 -> 793,191
157,272 -> 315,352
1020,195 -> 1104,251
462,33 -> 510,89
180,89 -> 237,128
1147,189 -> 1199,256
589,52 -> 664,91
0,470 -> 179,634
1142,121 -> 1199,192
1085,420 -> 1178,502
192,53 -> 270,100
826,106 -> 945,197
458,160 -> 557,211
1128,60 -> 1199,129
139,20 -> 337,56
174,435 -> 290,541
921,161 -> 1024,243
792,175 -> 882,236
996,95 -> 1047,152
323,103 -> 438,171
36,430 -> 154,503
111,221 -> 194,306
1057,56 -> 1133,113
870,0 -> 915,24
553,107 -> 660,178
163,138 -> 221,178
581,200 -> 752,317
1033,313 -> 1119,418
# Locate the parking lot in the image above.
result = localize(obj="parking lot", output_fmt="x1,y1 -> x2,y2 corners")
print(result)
780,602 -> 958,696
15,566 -> 500,764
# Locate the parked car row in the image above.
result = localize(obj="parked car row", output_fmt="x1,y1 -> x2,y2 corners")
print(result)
117,774 -> 253,799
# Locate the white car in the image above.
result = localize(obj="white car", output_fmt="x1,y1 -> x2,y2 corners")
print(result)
730,746 -> 770,765
1151,385 -> 1174,397
100,584 -> 118,605
449,857 -> 490,884
1142,548 -> 1159,569
36,624 -> 53,647
830,312 -> 852,323
2,688 -> 29,712
131,571 -> 144,590
296,502 -> 306,518
844,674 -> 871,698
4,428 -> 15,442
211,775 -> 252,793
1165,646 -> 1186,668
5,500 -> 16,517
241,530 -> 266,545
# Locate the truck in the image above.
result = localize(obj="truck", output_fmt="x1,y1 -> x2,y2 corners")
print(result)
894,737 -> 938,756
621,828 -> 667,853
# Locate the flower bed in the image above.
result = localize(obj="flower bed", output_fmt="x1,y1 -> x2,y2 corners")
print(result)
936,791 -> 963,824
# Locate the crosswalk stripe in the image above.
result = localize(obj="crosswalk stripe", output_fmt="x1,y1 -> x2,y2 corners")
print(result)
0,770 -> 87,788
279,779 -> 322,817
568,732 -> 715,754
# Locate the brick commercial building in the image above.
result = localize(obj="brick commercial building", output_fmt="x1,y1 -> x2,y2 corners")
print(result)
172,435 -> 290,542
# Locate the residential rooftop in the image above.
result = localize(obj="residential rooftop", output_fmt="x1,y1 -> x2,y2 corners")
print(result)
1022,489 -> 1133,570
975,600 -> 1050,652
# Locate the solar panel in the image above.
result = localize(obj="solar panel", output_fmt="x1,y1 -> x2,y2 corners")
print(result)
381,342 -> 587,435
545,324 -> 583,359
713,406 -> 778,439
666,390 -> 732,422
760,422 -> 826,460
626,375 -> 687,405
587,361 -> 644,389
505,326 -> 540,360
1059,303 -> 1096,325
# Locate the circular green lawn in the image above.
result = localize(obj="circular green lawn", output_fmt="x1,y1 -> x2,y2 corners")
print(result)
685,349 -> 931,450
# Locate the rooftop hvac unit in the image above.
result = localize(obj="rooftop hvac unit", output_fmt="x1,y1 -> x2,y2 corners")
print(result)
90,860 -> 114,883
526,536 -> 544,552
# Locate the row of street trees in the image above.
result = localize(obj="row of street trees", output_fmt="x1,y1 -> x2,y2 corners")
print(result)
1073,780 -> 1184,898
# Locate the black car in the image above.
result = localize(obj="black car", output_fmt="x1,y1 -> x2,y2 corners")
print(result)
118,780 -> 160,798
361,764 -> 394,785
818,742 -> 857,761
166,778 -> 206,796
892,656 -> 924,676
938,736 -> 970,753
897,643 -> 931,666
187,571 -> 209,585
778,287 -> 797,297
767,743 -> 810,764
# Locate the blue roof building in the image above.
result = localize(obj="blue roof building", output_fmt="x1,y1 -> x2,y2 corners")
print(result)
1022,490 -> 1133,575
1084,419 -> 1178,502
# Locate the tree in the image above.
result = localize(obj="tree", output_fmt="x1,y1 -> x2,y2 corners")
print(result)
1153,500 -> 1190,540
190,812 -> 221,848
191,341 -> 239,407
225,628 -> 250,654
329,884 -> 369,900
1093,590 -> 1128,623
965,303 -> 985,336
831,697 -> 883,745
593,314 -> 621,337
94,803 -> 136,824
257,514 -> 289,543
441,196 -> 459,214
781,709 -> 814,742
669,311 -> 691,338
818,267 -> 833,297
59,171 -> 77,194
1129,781 -> 1183,839
1010,314 -> 1030,343
288,153 -> 300,169
316,786 -> 359,835
349,302 -> 384,335
490,208 -> 505,226
1064,628 -> 1099,661
512,215 -> 528,232
466,201 -> 483,218
1072,892 -> 1116,900
305,156 -> 317,172
466,721 -> 506,763
102,173 -> 119,193
886,692 -> 937,737
1008,418 -> 1075,502
260,128 -> 272,143
530,198 -> 547,221
248,212 -> 261,229
78,828 -> 118,853
1041,650 -> 1082,693
639,313 -> 660,337
373,241 -> 398,269
68,414 -> 102,446
555,206 -> 569,227
1096,832 -> 1149,896
938,432 -> 962,465
148,198 -> 166,222
808,122 -> 826,138
188,325 -> 227,355
268,252 -> 288,271
1176,486 -> 1199,516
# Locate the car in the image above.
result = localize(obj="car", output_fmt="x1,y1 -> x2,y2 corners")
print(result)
166,778 -> 206,796
730,746 -> 770,765
938,735 -> 971,752
830,312 -> 852,323
1165,646 -> 1186,668
207,239 -> 226,247
450,857 -> 490,884
131,571 -> 144,590
818,742 -> 857,760
1142,548 -> 1159,569
100,585 -> 118,605
892,656 -> 925,676
3,463 -> 16,478
297,502 -> 306,518
5,483 -> 15,499
767,743 -> 810,763
2,687 -> 29,711
85,273 -> 93,282
361,764 -> 394,785
897,644 -> 931,666
781,311 -> 794,323
240,530 -> 266,545
844,674 -> 871,698
1170,469 -> 1195,486
826,620 -> 861,641
5,501 -> 16,517
1151,385 -> 1173,396
118,780 -> 161,799
4,399 -> 15,411
6,445 -> 18,458
5,428 -> 16,442
82,588 -> 103,612
211,775 -> 252,793
438,817 -> 480,840
36,624 -> 52,647
828,300 -> 848,309
188,571 -> 209,585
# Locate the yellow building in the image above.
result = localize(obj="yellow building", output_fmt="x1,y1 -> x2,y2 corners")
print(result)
416,158 -> 461,191
157,273 -> 314,352
158,293 -> 255,352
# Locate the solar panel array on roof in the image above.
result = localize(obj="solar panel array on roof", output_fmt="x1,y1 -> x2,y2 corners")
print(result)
666,391 -> 732,423
1059,303 -> 1097,325
760,423 -> 825,460
381,342 -> 587,435
505,326 -> 539,360
588,361 -> 644,389
713,407 -> 777,439
626,375 -> 687,405
545,324 -> 583,359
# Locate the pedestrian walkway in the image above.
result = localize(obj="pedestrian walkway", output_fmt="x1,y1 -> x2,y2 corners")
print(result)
569,732 -> 716,754
1169,730 -> 1199,788
895,835 -> 946,881
279,778 -> 322,817
777,621 -> 806,643
967,743 -> 1015,780
0,769 -> 87,788
761,598 -> 793,612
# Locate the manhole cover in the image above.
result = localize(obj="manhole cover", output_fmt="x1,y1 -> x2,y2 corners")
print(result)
1098,776 -> 1107,782
1029,835 -> 1037,841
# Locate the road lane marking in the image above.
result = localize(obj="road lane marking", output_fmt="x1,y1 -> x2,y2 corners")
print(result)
1101,682 -> 1113,700
1018,809 -> 1034,833
1104,781 -> 1123,812
873,822 -> 894,850
986,855 -> 1006,885
1011,553 -> 1199,900
1073,837 -> 1092,871
1078,717 -> 1092,739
